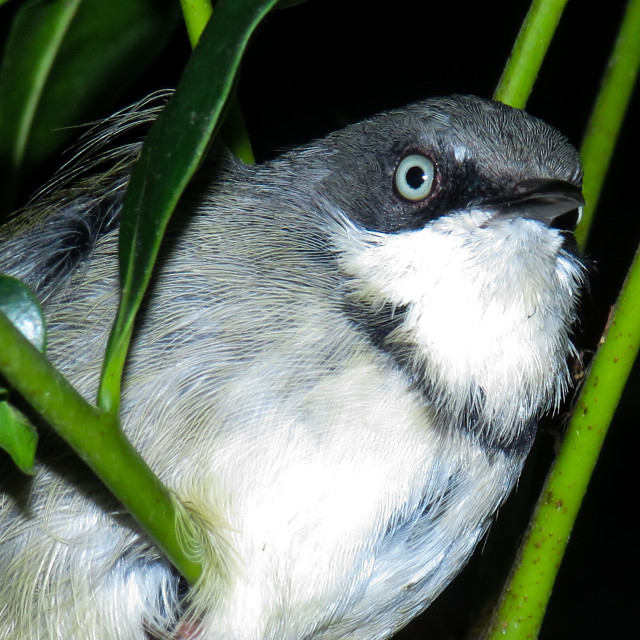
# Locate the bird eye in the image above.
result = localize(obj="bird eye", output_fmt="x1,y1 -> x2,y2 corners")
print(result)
394,154 -> 435,202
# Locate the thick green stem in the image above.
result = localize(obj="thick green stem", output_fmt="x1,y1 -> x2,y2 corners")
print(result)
483,239 -> 640,639
484,3 -> 640,637
0,310 -> 202,584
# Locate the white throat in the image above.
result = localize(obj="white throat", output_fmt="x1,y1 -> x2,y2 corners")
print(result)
334,210 -> 585,441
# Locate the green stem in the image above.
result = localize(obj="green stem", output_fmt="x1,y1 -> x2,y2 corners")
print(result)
484,4 -> 640,636
493,0 -> 569,108
0,309 -> 202,584
576,0 -> 640,248
483,239 -> 640,639
223,91 -> 255,164
179,0 -> 213,47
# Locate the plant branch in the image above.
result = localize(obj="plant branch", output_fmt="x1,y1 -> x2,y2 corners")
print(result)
493,0 -> 569,108
483,238 -> 640,638
576,0 -> 640,248
0,309 -> 202,584
484,2 -> 640,637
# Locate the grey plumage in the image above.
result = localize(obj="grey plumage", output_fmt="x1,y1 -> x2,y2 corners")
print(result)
0,95 -> 585,639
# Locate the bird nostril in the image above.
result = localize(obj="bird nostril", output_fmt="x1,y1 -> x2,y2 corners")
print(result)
550,208 -> 582,232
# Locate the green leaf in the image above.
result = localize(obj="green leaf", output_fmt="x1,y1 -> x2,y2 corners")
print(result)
0,0 -> 179,213
0,274 -> 44,474
98,0 -> 282,414
0,400 -> 37,475
0,274 -> 46,352
176,1 -> 255,163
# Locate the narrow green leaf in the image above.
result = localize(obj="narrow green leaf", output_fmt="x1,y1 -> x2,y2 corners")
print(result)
176,0 -> 255,163
98,0 -> 281,414
0,0 -> 179,213
0,401 -> 37,475
0,0 -> 82,213
0,274 -> 46,351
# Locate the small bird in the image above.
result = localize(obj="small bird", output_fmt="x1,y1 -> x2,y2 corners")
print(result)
0,95 -> 585,640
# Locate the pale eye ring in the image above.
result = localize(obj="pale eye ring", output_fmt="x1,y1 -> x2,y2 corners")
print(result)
394,154 -> 435,202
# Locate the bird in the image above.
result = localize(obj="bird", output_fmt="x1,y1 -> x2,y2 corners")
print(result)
0,94 -> 586,640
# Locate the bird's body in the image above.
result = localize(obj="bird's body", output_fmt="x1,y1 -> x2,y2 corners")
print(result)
0,96 -> 585,639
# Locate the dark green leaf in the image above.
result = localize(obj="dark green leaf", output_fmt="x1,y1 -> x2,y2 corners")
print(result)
98,0 -> 281,413
0,274 -> 46,351
0,0 -> 179,213
0,400 -> 37,475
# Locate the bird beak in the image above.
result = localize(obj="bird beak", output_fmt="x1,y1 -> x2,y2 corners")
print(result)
484,180 -> 585,231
